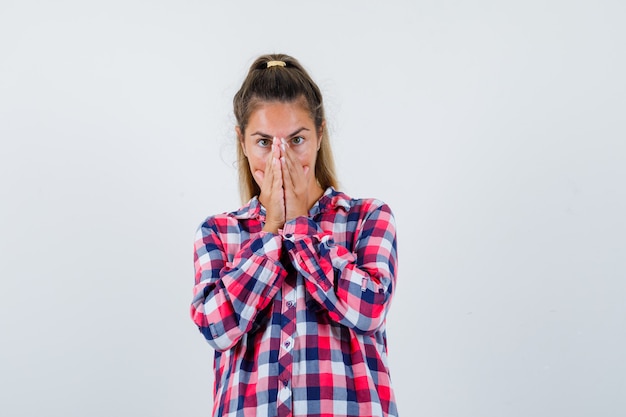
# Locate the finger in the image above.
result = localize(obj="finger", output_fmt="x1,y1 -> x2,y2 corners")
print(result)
273,156 -> 283,189
266,141 -> 284,183
272,138 -> 282,162
254,169 -> 265,183
280,139 -> 305,189
259,160 -> 272,193
277,138 -> 294,187
274,158 -> 285,213
280,155 -> 294,192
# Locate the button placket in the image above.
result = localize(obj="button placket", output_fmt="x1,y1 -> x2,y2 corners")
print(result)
277,275 -> 297,415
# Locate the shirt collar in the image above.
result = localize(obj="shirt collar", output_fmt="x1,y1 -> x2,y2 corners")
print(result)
309,186 -> 351,216
232,196 -> 264,220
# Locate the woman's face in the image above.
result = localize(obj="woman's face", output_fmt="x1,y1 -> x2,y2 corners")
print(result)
238,100 -> 322,191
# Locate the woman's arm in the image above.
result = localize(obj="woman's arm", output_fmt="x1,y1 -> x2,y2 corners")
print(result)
281,200 -> 397,335
190,216 -> 287,351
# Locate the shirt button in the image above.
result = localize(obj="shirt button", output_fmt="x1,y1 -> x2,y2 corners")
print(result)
285,233 -> 293,239
282,336 -> 294,352
286,300 -> 294,308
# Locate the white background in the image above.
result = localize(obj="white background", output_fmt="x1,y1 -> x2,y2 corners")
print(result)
1,1 -> 625,416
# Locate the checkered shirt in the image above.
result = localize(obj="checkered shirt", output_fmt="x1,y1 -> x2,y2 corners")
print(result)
191,187 -> 399,417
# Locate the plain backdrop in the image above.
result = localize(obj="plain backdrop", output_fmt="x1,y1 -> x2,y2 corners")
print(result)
1,1 -> 625,416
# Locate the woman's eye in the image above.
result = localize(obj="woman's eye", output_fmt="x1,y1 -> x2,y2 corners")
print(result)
258,139 -> 271,147
291,136 -> 304,145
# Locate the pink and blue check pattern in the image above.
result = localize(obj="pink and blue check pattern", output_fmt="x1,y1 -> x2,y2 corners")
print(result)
191,187 -> 399,417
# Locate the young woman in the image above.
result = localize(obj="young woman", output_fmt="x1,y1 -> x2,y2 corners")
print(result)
191,53 -> 399,417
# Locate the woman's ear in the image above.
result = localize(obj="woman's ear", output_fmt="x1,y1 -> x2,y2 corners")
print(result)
236,126 -> 247,157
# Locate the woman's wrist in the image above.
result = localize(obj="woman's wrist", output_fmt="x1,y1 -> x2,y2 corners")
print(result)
262,222 -> 282,234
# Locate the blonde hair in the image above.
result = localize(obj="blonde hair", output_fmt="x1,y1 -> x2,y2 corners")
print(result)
233,53 -> 338,203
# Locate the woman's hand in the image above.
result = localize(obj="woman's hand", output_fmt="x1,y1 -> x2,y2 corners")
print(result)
255,140 -> 285,233
280,138 -> 311,222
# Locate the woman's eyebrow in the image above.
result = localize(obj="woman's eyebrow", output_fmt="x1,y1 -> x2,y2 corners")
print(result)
250,127 -> 310,138
250,131 -> 273,138
287,127 -> 310,137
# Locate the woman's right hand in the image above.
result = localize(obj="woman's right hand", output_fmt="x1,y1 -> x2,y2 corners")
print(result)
256,140 -> 285,233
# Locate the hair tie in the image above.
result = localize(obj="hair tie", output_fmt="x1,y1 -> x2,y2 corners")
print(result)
266,60 -> 286,68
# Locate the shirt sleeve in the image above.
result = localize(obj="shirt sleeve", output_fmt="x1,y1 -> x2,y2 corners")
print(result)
190,216 -> 287,351
280,201 -> 398,335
